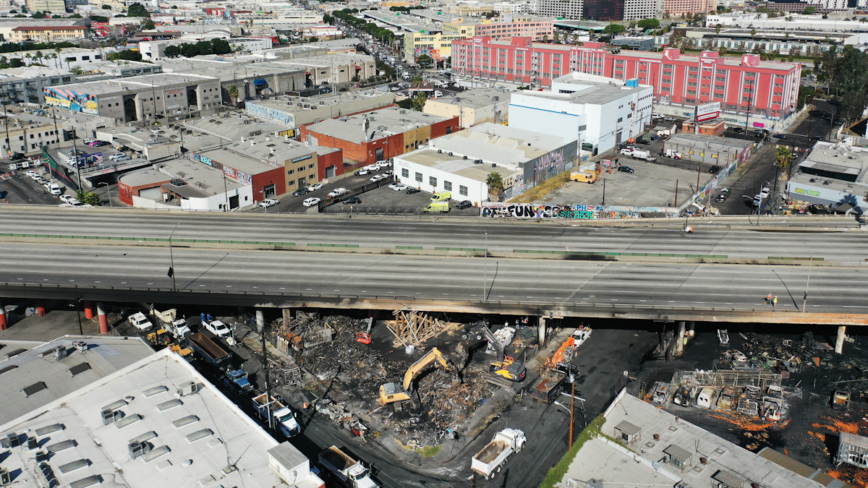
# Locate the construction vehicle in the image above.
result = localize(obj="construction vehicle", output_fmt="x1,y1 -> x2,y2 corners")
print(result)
569,170 -> 597,183
318,446 -> 379,488
545,336 -> 578,371
224,368 -> 252,392
153,308 -> 191,339
252,393 -> 300,437
128,312 -> 153,331
471,428 -> 526,481
378,347 -> 455,409
531,368 -> 568,404
146,328 -> 172,347
187,333 -> 232,368
455,321 -> 527,385
169,343 -> 193,362
356,317 -> 374,345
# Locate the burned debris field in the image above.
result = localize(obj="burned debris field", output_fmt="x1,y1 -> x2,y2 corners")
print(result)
634,323 -> 868,487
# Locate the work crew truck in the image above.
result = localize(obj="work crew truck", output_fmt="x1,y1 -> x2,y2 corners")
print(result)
252,393 -> 300,437
471,428 -> 526,480
318,446 -> 379,488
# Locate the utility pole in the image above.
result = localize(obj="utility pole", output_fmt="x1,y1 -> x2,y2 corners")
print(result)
674,179 -> 679,207
601,177 -> 606,206
802,241 -> 812,313
262,322 -> 273,432
168,223 -> 180,292
569,381 -> 575,449
483,232 -> 487,302
3,97 -> 10,159
745,88 -> 753,133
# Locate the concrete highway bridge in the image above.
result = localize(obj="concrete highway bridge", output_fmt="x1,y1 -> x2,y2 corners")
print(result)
1,207 -> 865,349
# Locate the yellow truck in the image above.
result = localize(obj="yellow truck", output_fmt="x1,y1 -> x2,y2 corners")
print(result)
423,191 -> 451,213
570,170 -> 597,183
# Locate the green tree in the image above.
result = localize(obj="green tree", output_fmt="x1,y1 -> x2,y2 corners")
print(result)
143,19 -> 155,30
32,11 -> 46,18
604,24 -> 626,35
412,92 -> 427,111
77,191 -> 102,206
228,84 -> 238,105
803,6 -> 816,14
101,4 -> 111,8
774,146 -> 794,181
127,2 -> 150,17
69,13 -> 82,18
107,49 -> 142,61
486,172 -> 504,201
715,24 -> 721,35
416,54 -> 432,68
553,31 -> 560,44
89,15 -> 109,22
542,34 -> 548,43
411,76 -> 423,88
637,18 -> 659,29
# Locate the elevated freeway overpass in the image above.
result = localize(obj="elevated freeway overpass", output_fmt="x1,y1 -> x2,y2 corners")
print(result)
0,207 -> 865,346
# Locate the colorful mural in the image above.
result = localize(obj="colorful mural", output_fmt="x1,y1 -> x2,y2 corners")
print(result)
44,87 -> 99,115
480,203 -> 670,220
246,103 -> 295,127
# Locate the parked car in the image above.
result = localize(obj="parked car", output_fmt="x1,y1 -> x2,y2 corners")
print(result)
772,133 -> 787,139
259,199 -> 278,209
327,188 -> 348,198
729,127 -> 745,134
617,166 -> 635,174
204,320 -> 232,338
83,138 -> 96,145
303,197 -> 321,207
388,183 -> 407,191
292,188 -> 309,197
708,165 -> 721,174
354,168 -> 371,175
716,193 -> 728,202
342,196 -> 362,204
59,195 -> 74,203
406,187 -> 420,194
113,154 -> 131,162
87,140 -> 102,146
370,174 -> 388,183
9,153 -> 25,161
455,200 -> 472,209
759,187 -> 771,199
307,183 -> 323,192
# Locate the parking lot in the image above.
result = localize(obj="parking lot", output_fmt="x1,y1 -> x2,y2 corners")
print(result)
540,156 -> 717,208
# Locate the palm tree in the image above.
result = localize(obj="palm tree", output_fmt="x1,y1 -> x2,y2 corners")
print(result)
553,31 -> 560,44
34,50 -> 43,66
775,146 -> 793,176
542,34 -> 549,44
24,53 -> 32,65
411,76 -> 422,88
486,172 -> 504,201
228,85 -> 238,105
715,24 -> 721,35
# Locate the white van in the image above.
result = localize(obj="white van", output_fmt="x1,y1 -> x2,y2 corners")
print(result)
49,183 -> 62,195
696,387 -> 716,409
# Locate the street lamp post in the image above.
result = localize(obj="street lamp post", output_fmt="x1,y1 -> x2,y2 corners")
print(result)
168,223 -> 180,292
483,232 -> 487,302
98,182 -> 113,208
801,241 -> 812,313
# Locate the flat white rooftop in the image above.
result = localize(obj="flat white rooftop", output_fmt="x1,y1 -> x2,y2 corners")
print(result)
0,348 -> 296,487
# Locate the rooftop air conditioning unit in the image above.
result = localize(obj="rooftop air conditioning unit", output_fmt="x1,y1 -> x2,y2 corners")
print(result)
176,381 -> 198,397
448,152 -> 453,156
101,409 -> 122,425
438,149 -> 442,153
128,441 -> 152,460
463,155 -> 468,159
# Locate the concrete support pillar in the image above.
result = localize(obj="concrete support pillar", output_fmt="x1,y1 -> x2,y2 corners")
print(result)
84,302 -> 94,320
0,299 -> 6,330
836,326 -> 846,354
688,321 -> 695,337
256,309 -> 265,333
36,302 -> 46,316
538,317 -> 546,347
676,322 -> 686,355
97,302 -> 108,334
281,308 -> 292,324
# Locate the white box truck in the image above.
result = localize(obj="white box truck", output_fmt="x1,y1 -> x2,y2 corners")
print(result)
628,149 -> 656,162
252,393 -> 300,437
471,428 -> 526,480
318,446 -> 379,488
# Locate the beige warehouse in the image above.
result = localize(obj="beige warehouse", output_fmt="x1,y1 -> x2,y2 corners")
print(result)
423,89 -> 511,129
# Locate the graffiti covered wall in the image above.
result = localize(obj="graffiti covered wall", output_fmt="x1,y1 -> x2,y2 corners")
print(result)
44,87 -> 99,115
480,203 -> 673,219
246,102 -> 296,127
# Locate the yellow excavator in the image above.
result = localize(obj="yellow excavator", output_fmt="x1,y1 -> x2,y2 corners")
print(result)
455,321 -> 527,383
379,347 -> 457,409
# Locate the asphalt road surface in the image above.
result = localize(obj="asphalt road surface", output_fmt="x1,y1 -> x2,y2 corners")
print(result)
2,208 -> 865,263
2,244 -> 865,313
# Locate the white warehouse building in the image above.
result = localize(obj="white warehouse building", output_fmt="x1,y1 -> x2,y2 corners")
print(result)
395,123 -> 574,204
508,72 -> 654,156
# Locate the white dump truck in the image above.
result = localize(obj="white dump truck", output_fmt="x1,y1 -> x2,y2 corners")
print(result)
318,446 -> 379,488
251,393 -> 300,438
153,308 -> 190,338
471,428 -> 526,480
